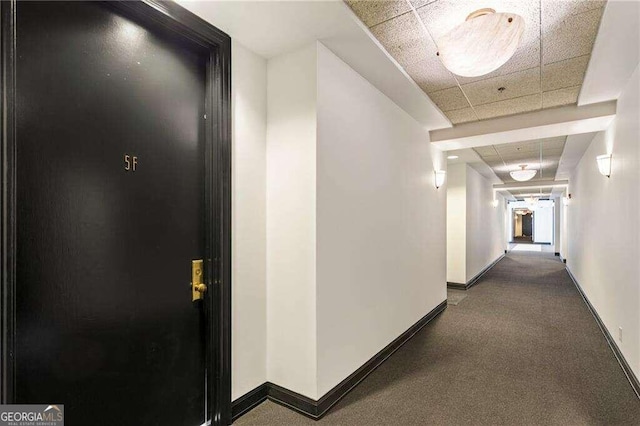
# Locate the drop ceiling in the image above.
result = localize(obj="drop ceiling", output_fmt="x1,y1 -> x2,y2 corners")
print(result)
346,0 -> 606,124
473,136 -> 566,183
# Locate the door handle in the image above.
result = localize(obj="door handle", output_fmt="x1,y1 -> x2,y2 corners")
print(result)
191,259 -> 207,301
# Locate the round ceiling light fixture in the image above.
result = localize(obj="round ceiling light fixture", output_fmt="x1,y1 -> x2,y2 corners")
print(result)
510,165 -> 537,182
436,8 -> 525,77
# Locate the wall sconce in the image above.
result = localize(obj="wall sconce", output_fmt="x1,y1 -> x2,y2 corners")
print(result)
434,170 -> 446,189
596,154 -> 612,178
562,197 -> 569,206
491,199 -> 499,207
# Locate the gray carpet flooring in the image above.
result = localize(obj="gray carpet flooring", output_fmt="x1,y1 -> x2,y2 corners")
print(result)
234,253 -> 640,425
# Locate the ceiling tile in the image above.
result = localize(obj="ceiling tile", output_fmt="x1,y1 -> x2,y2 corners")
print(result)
542,55 -> 590,91
542,0 -> 607,27
345,1 -> 412,28
475,94 -> 542,120
542,137 -> 566,149
428,86 -> 470,112
445,107 -> 477,124
474,146 -> 497,156
483,158 -> 505,167
347,0 -> 601,124
496,144 -> 538,155
369,11 -> 431,68
403,41 -> 458,92
542,7 -> 604,64
407,64 -> 458,93
543,85 -> 581,108
461,67 -> 540,106
411,0 -> 437,9
500,153 -> 541,162
480,155 -> 502,163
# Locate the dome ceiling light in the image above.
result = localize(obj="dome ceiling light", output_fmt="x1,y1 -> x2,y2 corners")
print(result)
436,8 -> 525,78
510,165 -> 537,182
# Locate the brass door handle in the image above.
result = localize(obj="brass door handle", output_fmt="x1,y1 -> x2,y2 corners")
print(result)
191,259 -> 206,301
194,283 -> 207,293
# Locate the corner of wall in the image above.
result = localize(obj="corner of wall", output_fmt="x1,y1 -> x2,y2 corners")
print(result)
231,40 -> 268,401
265,42 -> 319,399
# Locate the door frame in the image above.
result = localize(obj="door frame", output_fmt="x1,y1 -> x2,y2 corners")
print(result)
0,1 -> 232,424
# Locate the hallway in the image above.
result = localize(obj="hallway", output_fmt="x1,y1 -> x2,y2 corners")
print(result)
235,253 -> 640,425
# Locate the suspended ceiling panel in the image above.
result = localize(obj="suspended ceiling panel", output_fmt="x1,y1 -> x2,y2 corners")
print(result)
473,136 -> 567,183
346,0 -> 606,124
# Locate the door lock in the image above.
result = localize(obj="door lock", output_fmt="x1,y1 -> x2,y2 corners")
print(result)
191,259 -> 207,301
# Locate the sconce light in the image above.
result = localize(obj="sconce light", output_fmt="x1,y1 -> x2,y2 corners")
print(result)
562,197 -> 569,206
492,199 -> 499,207
434,170 -> 446,189
596,154 -> 612,178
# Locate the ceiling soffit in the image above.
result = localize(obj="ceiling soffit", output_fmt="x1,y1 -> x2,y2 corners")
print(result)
346,0 -> 606,124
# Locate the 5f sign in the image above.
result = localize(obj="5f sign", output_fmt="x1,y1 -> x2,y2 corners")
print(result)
124,154 -> 138,171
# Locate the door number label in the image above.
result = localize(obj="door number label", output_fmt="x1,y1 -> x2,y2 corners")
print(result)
124,154 -> 138,171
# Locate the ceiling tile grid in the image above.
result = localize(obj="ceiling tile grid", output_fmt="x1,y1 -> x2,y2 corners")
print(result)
472,136 -> 567,183
345,0 -> 606,124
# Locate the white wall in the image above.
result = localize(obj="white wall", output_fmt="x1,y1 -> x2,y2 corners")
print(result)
567,64 -> 640,379
533,202 -> 554,244
446,164 -> 504,284
231,41 -> 267,400
315,43 -> 446,397
465,165 -> 505,281
266,44 -> 318,397
560,193 -> 568,260
554,198 -> 561,255
234,39 -> 449,401
447,164 -> 466,284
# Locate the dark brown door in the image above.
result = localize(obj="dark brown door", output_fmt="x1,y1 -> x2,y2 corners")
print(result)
15,2 -> 208,425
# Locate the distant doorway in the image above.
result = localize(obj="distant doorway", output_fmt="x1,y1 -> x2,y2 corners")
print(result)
512,209 -> 534,243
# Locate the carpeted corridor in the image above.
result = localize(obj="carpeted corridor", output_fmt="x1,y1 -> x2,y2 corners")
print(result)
234,253 -> 640,425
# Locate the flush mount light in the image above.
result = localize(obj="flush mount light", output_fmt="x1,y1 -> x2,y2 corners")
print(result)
525,196 -> 538,207
436,8 -> 525,77
596,154 -> 612,177
447,155 -> 459,160
434,170 -> 446,189
510,165 -> 537,182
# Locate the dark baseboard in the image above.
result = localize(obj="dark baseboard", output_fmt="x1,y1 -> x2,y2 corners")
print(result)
565,267 -> 640,400
446,281 -> 467,290
267,382 -> 319,418
231,382 -> 269,422
231,300 -> 448,421
447,254 -> 505,291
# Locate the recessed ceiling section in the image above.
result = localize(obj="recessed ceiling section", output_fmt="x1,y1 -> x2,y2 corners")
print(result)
473,136 -> 567,183
345,0 -> 606,124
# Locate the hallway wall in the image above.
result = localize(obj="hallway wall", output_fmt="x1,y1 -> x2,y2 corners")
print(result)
264,42 -> 447,400
465,165 -> 505,281
567,63 -> 640,379
316,43 -> 446,397
446,164 -> 466,284
232,41 -> 268,400
266,44 -> 318,398
447,164 -> 505,284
